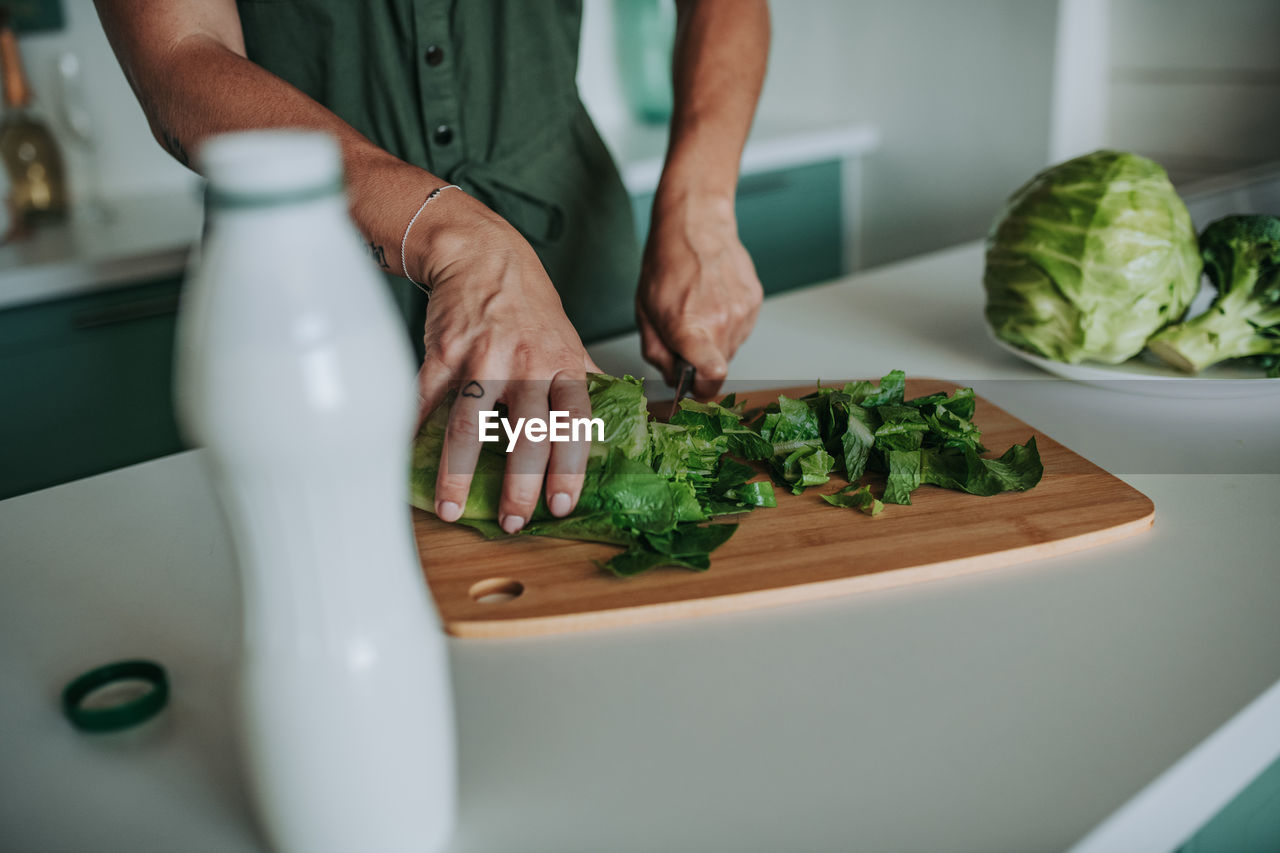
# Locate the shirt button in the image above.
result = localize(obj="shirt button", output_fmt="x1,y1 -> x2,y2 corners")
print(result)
433,124 -> 454,146
424,45 -> 444,66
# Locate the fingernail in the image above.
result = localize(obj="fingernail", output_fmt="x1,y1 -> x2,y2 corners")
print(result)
437,501 -> 462,522
500,514 -> 525,534
550,492 -> 572,517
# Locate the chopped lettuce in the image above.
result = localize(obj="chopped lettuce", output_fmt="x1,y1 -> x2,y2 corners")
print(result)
754,370 -> 1043,506
409,370 -> 1043,577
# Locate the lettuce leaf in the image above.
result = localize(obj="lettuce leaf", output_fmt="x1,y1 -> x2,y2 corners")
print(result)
822,484 -> 884,516
587,373 -> 651,462
410,373 -> 771,577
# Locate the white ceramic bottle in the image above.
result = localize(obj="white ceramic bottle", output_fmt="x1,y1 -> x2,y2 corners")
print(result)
175,130 -> 456,853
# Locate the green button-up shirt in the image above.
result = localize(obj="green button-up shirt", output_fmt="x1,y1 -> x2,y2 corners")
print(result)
236,0 -> 640,346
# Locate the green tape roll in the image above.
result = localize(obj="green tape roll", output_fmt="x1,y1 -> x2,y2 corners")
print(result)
61,659 -> 169,733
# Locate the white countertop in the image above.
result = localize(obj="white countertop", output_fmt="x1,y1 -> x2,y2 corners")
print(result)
2,242 -> 1278,852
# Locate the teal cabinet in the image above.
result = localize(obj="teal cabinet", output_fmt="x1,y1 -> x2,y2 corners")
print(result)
0,277 -> 186,499
1177,753 -> 1280,853
630,159 -> 844,297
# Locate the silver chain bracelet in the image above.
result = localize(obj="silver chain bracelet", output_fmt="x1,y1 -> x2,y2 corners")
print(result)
400,184 -> 461,293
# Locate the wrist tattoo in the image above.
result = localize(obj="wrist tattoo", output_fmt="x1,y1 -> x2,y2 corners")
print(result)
367,240 -> 391,270
461,381 -> 485,399
160,127 -> 189,168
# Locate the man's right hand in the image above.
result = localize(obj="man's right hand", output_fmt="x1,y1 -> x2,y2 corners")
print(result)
410,190 -> 598,535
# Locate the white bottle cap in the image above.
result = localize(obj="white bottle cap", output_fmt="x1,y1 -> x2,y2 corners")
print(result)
199,129 -> 342,201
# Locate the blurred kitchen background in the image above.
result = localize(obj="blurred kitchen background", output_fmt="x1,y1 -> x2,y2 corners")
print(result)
2,0 -> 1278,498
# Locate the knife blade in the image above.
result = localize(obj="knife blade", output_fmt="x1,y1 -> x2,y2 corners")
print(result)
668,357 -> 696,420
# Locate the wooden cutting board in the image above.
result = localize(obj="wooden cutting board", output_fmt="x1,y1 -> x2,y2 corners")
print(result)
412,379 -> 1153,637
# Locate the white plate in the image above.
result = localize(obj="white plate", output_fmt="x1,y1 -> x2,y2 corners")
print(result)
988,332 -> 1280,399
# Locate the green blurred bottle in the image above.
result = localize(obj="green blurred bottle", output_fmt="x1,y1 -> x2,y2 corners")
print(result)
614,0 -> 675,124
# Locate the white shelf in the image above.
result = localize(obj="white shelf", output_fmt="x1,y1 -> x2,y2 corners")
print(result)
0,191 -> 203,310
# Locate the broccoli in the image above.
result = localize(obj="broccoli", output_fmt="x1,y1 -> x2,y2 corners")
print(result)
1147,215 -> 1280,375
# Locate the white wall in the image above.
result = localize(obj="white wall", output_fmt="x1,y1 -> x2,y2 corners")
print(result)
583,0 -> 1061,267
20,0 -> 1057,269
1106,0 -> 1280,185
800,0 -> 1058,266
580,0 -> 631,135
17,2 -> 1274,268
16,0 -> 199,204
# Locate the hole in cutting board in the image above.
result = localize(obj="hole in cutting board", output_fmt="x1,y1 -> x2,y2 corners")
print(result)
469,577 -> 524,604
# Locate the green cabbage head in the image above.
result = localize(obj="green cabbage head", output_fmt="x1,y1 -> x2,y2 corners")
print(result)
983,150 -> 1202,364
